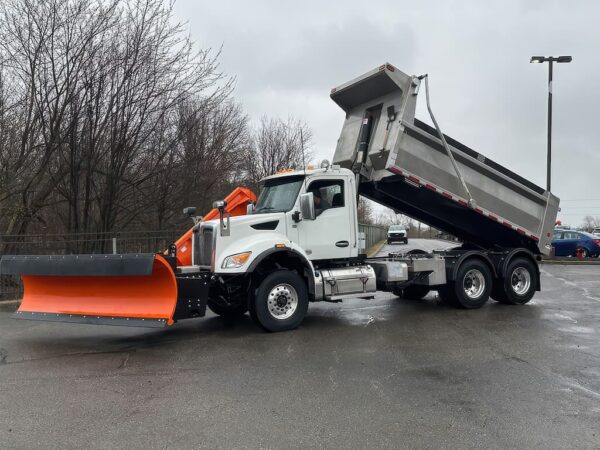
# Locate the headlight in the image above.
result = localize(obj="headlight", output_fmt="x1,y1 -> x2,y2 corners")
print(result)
222,251 -> 252,269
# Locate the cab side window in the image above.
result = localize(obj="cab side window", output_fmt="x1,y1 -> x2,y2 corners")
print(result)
307,179 -> 345,216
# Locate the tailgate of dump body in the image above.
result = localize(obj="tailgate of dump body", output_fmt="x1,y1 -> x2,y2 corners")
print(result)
331,63 -> 559,254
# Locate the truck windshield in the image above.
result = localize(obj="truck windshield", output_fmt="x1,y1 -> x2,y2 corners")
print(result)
255,175 -> 304,214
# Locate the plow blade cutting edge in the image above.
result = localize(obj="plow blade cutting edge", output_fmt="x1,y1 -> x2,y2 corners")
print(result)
1,254 -> 180,327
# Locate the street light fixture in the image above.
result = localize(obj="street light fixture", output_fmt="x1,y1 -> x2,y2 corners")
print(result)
530,55 -> 572,192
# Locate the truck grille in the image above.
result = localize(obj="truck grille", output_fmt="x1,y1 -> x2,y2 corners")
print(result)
194,224 -> 215,268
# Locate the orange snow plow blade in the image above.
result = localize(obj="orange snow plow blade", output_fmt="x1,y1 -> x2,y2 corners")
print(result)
4,254 -> 179,327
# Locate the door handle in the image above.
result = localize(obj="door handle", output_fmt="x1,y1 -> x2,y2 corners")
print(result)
335,240 -> 349,248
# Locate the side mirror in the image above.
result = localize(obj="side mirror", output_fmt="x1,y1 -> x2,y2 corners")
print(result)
183,206 -> 197,217
213,200 -> 227,210
246,203 -> 254,215
300,193 -> 315,220
183,206 -> 202,225
213,199 -> 230,236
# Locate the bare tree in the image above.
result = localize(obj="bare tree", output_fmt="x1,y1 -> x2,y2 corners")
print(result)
374,209 -> 413,228
581,215 -> 600,232
144,96 -> 249,230
0,0 -> 247,252
243,116 -> 312,190
357,196 -> 374,224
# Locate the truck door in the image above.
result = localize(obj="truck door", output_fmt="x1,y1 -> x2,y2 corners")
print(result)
298,178 -> 353,260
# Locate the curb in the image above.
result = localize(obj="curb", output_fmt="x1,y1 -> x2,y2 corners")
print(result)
0,299 -> 20,312
367,240 -> 387,258
540,259 -> 600,266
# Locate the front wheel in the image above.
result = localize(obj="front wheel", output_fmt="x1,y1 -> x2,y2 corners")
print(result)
250,270 -> 309,332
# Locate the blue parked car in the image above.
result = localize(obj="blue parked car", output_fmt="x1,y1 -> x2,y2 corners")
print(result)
551,230 -> 600,258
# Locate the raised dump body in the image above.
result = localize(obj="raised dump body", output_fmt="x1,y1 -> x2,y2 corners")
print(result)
331,64 -> 559,255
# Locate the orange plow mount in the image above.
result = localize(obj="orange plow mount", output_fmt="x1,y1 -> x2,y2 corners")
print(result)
2,187 -> 256,328
171,187 -> 256,266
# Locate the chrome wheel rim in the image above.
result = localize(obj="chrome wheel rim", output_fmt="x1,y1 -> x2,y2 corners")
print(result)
267,284 -> 298,320
511,267 -> 531,296
463,269 -> 485,299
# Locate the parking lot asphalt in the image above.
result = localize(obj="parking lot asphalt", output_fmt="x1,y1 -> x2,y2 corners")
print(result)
1,247 -> 599,448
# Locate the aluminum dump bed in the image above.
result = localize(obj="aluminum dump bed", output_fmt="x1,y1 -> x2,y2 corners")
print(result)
331,63 -> 559,255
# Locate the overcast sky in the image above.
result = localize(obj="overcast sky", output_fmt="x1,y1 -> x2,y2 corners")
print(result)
174,0 -> 599,226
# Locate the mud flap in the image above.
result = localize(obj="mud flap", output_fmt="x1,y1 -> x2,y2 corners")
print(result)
1,254 -> 182,327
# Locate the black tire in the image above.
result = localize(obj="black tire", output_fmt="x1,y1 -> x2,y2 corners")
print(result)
249,270 -> 308,332
207,298 -> 248,319
387,239 -> 392,244
395,284 -> 430,300
491,257 -> 537,305
437,285 -> 459,307
445,259 -> 492,309
576,247 -> 588,258
403,239 -> 408,244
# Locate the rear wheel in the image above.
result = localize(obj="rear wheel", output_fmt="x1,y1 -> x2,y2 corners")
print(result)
250,270 -> 308,332
491,257 -> 537,305
442,259 -> 492,309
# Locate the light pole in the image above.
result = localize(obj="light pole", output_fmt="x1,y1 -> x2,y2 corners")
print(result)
530,55 -> 572,192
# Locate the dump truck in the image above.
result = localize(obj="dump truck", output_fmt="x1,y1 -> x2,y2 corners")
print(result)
2,63 -> 560,332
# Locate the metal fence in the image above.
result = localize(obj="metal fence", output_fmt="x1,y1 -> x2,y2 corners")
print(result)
359,223 -> 387,252
0,230 -> 182,256
0,225 -> 389,300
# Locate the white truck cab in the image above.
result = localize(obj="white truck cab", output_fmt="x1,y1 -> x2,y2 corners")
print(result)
254,166 -> 359,261
201,165 -> 360,277
189,164 -> 384,332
